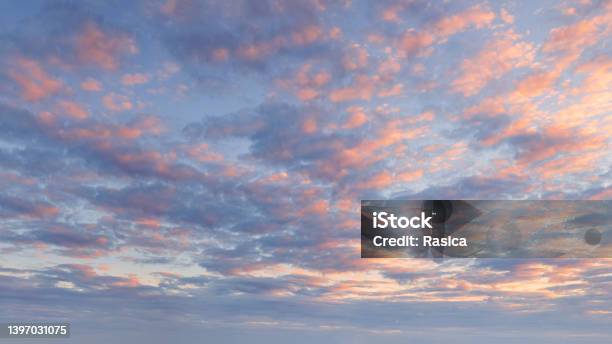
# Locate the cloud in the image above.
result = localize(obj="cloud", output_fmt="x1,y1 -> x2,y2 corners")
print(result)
329,75 -> 378,102
0,195 -> 59,219
277,63 -> 332,101
500,8 -> 514,24
396,30 -> 434,58
121,73 -> 151,86
7,57 -> 63,101
102,93 -> 133,112
514,70 -> 559,97
57,100 -> 89,119
160,0 -> 340,76
80,77 -> 103,91
342,106 -> 368,129
504,125 -> 607,178
431,5 -> 496,38
395,175 -> 530,200
75,22 -> 138,70
394,4 -> 495,58
0,2 -> 140,74
452,30 -> 535,96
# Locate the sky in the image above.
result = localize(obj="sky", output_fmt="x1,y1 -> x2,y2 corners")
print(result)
0,0 -> 611,343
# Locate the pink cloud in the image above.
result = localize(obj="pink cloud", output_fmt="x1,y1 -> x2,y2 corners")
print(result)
380,4 -> 404,23
452,31 -> 535,96
543,16 -> 601,55
355,171 -> 393,189
57,100 -> 88,120
377,83 -> 403,97
281,64 -> 331,101
535,151 -> 604,179
30,203 -> 60,219
111,274 -> 142,288
291,25 -> 324,45
183,143 -> 224,163
75,22 -> 137,70
396,169 -> 424,182
432,5 -> 496,38
226,23 -> 337,63
342,45 -> 369,71
396,30 -> 434,58
377,57 -> 401,76
519,125 -> 606,166
342,107 -> 368,129
121,73 -> 150,86
160,0 -> 180,16
80,77 -> 102,91
573,55 -> 612,95
395,5 -> 495,58
8,57 -> 63,101
514,70 -> 559,97
301,117 -> 318,134
65,264 -> 98,278
211,48 -> 230,62
296,88 -> 319,101
113,117 -> 165,140
500,8 -> 515,24
102,93 -> 133,112
329,75 -> 378,102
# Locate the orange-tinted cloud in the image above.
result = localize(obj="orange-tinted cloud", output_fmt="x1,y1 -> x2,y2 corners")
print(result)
121,73 -> 150,85
542,15 -> 602,56
75,22 -> 137,70
342,45 -> 369,71
500,8 -> 514,24
211,48 -> 230,62
377,83 -> 403,97
57,100 -> 88,120
292,25 -> 324,45
514,70 -> 559,97
395,5 -> 495,58
278,63 -> 331,101
235,25 -> 327,62
80,77 -> 102,91
184,143 -> 224,163
342,106 -> 368,129
517,125 -> 606,166
432,5 -> 496,39
329,75 -> 378,102
396,30 -> 434,58
102,93 -> 133,112
452,31 -> 535,96
111,274 -> 142,288
8,57 -> 63,101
